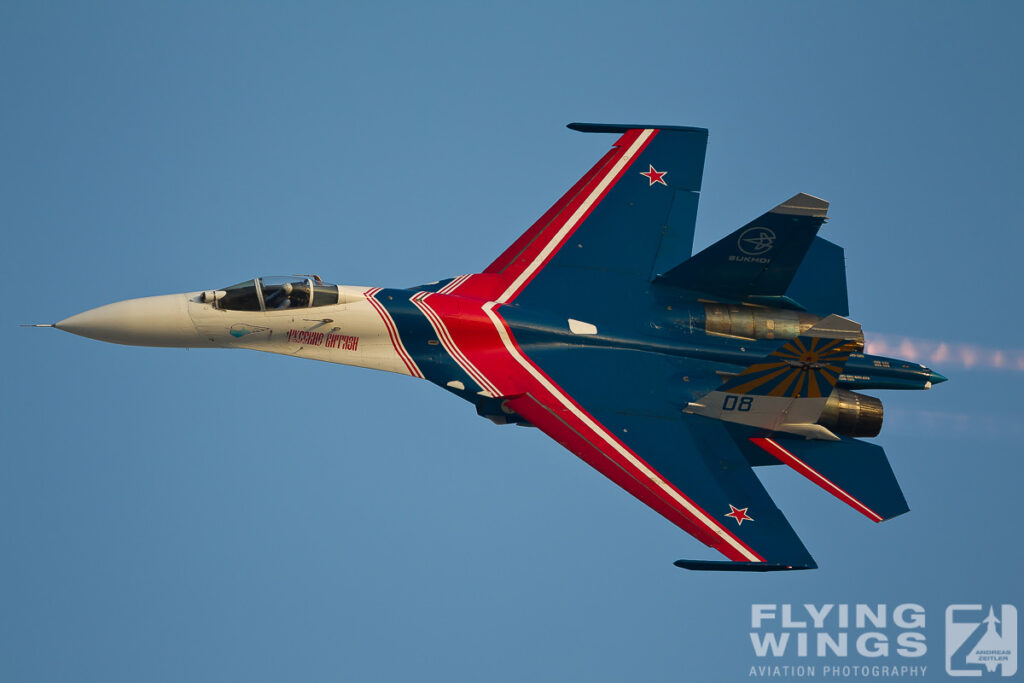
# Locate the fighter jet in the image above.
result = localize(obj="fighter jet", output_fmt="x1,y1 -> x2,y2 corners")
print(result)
48,123 -> 947,571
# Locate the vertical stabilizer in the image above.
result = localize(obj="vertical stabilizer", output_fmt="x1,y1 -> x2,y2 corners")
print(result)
655,193 -> 830,304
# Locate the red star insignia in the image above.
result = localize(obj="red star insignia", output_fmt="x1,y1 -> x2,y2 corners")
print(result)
639,164 -> 668,186
725,504 -> 753,525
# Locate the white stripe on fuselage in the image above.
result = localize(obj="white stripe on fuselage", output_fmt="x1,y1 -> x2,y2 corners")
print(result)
438,274 -> 471,295
410,292 -> 500,397
364,287 -> 423,378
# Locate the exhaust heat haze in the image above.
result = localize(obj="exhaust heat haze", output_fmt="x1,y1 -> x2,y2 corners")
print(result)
865,333 -> 1024,372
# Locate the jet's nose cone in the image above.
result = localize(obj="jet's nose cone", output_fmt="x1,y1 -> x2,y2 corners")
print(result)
56,294 -> 200,347
928,370 -> 949,385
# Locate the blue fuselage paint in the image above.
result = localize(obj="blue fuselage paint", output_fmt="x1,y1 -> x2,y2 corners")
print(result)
375,284 -> 935,416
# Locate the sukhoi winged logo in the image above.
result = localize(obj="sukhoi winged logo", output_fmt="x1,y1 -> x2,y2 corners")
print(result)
738,226 -> 776,256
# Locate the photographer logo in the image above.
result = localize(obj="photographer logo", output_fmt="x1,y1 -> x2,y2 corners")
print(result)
946,605 -> 1017,677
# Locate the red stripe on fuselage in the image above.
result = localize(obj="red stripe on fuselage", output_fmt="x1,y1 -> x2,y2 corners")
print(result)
365,287 -> 423,378
410,292 -> 500,396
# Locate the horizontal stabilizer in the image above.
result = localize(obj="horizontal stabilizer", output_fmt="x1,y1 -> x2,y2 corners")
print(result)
674,559 -> 816,572
750,436 -> 909,522
655,193 -> 829,300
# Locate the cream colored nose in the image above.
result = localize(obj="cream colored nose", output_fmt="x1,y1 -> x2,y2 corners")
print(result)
56,294 -> 202,347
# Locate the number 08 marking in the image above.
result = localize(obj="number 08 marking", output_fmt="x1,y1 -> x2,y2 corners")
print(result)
723,395 -> 753,412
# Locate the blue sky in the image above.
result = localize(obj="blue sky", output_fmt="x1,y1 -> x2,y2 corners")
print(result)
3,2 -> 1023,681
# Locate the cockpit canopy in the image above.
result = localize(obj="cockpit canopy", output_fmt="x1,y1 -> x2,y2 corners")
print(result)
202,276 -> 341,311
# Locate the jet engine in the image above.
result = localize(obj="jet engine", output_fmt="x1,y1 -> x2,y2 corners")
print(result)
703,304 -> 821,341
817,388 -> 883,438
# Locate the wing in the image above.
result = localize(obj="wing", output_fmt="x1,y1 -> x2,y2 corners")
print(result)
499,345 -> 817,571
479,123 -> 708,320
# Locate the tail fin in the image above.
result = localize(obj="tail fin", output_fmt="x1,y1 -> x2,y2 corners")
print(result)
655,193 -> 829,304
784,236 -> 850,316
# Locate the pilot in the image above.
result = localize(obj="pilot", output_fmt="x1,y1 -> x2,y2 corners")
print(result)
264,282 -> 295,310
